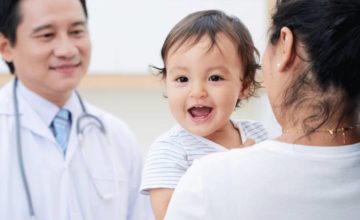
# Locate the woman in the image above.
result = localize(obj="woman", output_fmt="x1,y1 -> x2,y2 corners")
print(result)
164,0 -> 360,219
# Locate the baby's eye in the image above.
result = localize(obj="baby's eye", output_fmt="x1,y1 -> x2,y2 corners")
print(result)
208,75 -> 223,81
175,76 -> 188,83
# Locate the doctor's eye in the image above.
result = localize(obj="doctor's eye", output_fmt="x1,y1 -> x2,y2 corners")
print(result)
175,76 -> 189,83
70,29 -> 86,37
37,32 -> 55,41
208,74 -> 223,82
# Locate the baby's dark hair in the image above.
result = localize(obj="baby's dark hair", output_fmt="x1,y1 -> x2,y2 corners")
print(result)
269,0 -> 360,132
154,9 -> 261,103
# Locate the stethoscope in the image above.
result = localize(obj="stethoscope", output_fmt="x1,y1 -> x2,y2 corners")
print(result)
13,78 -> 113,219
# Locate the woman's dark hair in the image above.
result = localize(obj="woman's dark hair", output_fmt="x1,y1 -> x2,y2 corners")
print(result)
0,0 -> 88,74
153,9 -> 261,105
269,0 -> 360,133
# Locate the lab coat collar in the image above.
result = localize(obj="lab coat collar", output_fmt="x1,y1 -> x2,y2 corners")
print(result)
15,83 -> 57,144
0,80 -> 82,158
0,80 -> 104,163
17,81 -> 59,128
63,92 -> 84,162
0,80 -> 15,115
17,80 -> 86,161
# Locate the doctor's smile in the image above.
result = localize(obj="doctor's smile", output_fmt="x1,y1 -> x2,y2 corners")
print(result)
49,62 -> 82,75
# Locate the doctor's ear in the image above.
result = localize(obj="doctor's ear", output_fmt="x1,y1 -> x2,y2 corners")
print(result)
0,33 -> 13,62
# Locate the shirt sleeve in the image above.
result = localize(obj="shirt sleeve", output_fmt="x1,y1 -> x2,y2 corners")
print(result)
241,120 -> 269,143
164,160 -> 206,220
140,139 -> 189,194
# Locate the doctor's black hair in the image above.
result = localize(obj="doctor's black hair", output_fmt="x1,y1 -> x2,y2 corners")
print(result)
0,0 -> 88,74
269,0 -> 360,133
152,9 -> 261,105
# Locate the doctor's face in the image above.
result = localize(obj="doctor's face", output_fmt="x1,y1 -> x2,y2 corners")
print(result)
6,0 -> 91,106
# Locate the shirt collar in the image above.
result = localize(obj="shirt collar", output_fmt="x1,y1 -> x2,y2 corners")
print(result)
17,81 -> 82,127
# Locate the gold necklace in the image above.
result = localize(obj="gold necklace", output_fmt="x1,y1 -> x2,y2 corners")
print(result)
282,124 -> 360,144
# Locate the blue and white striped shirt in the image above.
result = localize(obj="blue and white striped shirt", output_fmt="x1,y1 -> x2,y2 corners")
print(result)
140,119 -> 268,194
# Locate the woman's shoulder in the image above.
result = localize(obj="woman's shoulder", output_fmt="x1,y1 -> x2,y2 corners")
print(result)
202,139 -> 273,160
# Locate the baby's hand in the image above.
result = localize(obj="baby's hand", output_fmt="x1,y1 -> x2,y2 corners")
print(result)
242,139 -> 255,148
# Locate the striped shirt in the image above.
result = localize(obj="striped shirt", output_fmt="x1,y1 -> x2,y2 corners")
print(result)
140,119 -> 268,194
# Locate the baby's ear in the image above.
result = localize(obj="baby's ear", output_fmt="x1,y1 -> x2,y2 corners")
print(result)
0,34 -> 13,62
239,78 -> 250,100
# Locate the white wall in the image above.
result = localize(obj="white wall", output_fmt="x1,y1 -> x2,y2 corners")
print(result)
0,0 -> 267,74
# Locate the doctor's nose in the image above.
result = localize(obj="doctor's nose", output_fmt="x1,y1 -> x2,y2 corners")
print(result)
53,35 -> 78,59
190,82 -> 208,99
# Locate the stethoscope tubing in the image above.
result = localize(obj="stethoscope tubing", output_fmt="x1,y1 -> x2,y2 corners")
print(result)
12,78 -> 99,218
13,79 -> 35,217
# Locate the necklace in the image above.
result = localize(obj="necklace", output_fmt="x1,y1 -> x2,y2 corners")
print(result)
282,124 -> 360,144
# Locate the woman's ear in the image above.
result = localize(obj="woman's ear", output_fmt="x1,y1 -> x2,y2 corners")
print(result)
276,27 -> 295,72
0,33 -> 13,62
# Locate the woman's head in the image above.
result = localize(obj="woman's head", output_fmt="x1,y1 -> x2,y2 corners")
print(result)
263,0 -> 360,133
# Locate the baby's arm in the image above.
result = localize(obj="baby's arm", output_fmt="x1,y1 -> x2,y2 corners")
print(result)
140,127 -> 189,219
149,188 -> 174,220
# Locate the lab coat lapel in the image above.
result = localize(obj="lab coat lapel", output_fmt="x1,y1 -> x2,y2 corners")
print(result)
63,94 -> 83,162
64,121 -> 78,162
0,80 -> 57,146
17,89 -> 56,143
0,80 -> 15,115
1,81 -> 53,141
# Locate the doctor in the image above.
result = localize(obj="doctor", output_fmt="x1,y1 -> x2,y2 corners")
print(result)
0,0 -> 153,219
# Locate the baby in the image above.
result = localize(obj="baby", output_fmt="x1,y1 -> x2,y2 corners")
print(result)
141,9 -> 269,220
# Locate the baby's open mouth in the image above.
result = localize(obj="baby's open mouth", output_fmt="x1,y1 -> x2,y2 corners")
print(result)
188,106 -> 213,118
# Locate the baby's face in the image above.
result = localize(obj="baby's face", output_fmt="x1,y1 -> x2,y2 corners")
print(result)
165,34 -> 246,142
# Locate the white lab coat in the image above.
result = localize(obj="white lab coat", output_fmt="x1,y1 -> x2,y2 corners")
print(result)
0,80 -> 153,220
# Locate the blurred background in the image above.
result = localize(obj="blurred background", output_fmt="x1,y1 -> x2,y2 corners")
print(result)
0,0 -> 280,157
